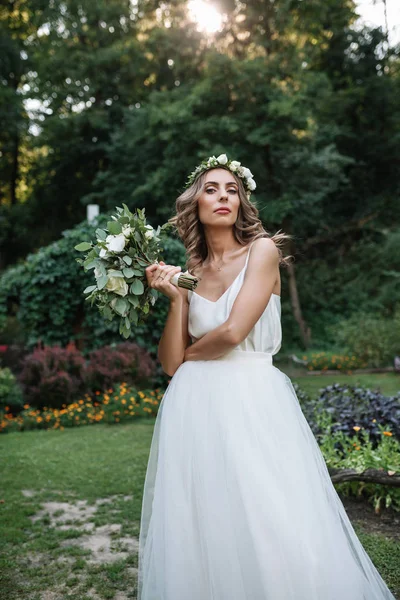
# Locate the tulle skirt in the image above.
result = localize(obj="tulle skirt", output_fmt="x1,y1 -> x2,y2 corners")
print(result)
137,350 -> 396,600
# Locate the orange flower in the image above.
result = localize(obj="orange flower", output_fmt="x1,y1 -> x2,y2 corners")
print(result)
382,431 -> 393,437
353,426 -> 361,432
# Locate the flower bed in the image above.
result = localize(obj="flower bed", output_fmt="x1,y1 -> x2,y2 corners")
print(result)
0,382 -> 163,433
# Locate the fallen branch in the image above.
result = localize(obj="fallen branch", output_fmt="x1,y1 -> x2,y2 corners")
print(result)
328,467 -> 400,487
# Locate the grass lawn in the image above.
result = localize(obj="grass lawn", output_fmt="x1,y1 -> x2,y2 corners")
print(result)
1,372 -> 399,599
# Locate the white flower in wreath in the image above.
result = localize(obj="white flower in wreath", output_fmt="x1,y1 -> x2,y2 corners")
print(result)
247,178 -> 256,191
105,233 -> 126,253
216,153 -> 228,165
229,160 -> 241,172
241,167 -> 253,179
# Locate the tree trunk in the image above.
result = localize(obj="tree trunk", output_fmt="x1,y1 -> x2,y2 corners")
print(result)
285,241 -> 311,348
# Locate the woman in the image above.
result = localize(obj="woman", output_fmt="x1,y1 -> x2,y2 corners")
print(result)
137,154 -> 396,600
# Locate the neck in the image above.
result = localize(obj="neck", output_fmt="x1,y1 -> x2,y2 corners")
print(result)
203,230 -> 241,264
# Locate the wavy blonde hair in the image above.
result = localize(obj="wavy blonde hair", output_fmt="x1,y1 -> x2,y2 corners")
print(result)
168,166 -> 293,275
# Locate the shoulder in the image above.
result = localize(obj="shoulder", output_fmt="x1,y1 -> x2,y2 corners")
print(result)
250,237 -> 280,264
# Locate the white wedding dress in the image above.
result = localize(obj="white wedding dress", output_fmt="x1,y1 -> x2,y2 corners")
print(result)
137,241 -> 396,600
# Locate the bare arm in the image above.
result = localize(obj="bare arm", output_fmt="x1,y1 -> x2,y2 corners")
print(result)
158,291 -> 191,376
184,238 -> 279,362
145,261 -> 191,377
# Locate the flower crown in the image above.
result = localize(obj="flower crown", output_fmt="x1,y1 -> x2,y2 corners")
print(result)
184,154 -> 256,199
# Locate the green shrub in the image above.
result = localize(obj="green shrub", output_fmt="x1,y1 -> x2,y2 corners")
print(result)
0,367 -> 24,410
327,306 -> 400,368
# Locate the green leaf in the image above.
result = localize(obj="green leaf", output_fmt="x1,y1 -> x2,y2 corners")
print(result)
107,269 -> 124,278
97,275 -> 108,290
83,285 -> 97,294
127,295 -> 140,307
102,306 -> 113,320
75,242 -> 92,251
136,258 -> 148,267
130,279 -> 144,295
123,256 -> 132,265
84,259 -> 97,270
129,307 -> 138,325
96,229 -> 107,241
107,221 -> 122,235
114,298 -> 129,316
123,267 -> 135,278
124,316 -> 131,329
134,231 -> 142,242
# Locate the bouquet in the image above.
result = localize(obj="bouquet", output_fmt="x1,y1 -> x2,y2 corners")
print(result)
74,204 -> 198,339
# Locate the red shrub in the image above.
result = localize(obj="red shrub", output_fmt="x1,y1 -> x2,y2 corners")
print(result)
18,345 -> 86,409
84,342 -> 156,393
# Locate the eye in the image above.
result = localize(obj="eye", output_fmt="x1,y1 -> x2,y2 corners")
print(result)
206,188 -> 216,194
228,189 -> 237,194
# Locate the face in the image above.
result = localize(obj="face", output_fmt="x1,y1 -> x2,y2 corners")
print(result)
197,168 -> 241,228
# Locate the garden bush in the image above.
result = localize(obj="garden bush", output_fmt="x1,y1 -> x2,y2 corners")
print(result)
84,341 -> 157,393
328,306 -> 400,368
0,367 -> 24,411
18,345 -> 86,410
0,343 -> 30,375
301,383 -> 400,447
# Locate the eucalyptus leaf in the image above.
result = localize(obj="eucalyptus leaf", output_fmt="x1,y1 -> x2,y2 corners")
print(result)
84,259 -> 97,270
96,229 -> 107,241
102,306 -> 113,320
107,269 -> 124,278
107,221 -> 122,235
84,285 -> 97,294
123,267 -> 135,278
97,275 -> 109,290
114,298 -> 129,316
127,295 -> 140,307
75,242 -> 92,251
123,256 -> 132,265
129,307 -> 138,325
130,279 -> 144,295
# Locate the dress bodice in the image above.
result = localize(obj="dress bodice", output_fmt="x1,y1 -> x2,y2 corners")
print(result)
186,241 -> 282,355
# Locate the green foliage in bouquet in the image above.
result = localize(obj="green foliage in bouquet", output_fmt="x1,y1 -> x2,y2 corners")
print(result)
75,204 -> 195,339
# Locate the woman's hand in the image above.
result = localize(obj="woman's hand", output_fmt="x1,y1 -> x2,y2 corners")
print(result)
145,261 -> 182,301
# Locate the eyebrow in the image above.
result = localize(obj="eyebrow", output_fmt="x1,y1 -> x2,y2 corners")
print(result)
205,181 -> 238,187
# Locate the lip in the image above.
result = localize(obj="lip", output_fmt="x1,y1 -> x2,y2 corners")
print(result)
215,208 -> 231,214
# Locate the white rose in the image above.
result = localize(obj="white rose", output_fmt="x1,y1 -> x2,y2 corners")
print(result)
94,266 -> 102,279
216,154 -> 228,165
145,229 -> 155,240
247,178 -> 256,191
230,160 -> 241,171
99,248 -> 109,259
122,226 -> 133,238
106,276 -> 129,297
145,224 -> 153,230
105,233 -> 126,253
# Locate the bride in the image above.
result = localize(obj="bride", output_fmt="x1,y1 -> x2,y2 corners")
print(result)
137,154 -> 396,599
